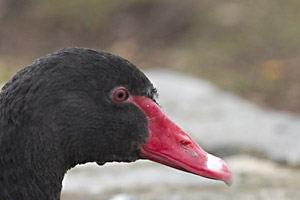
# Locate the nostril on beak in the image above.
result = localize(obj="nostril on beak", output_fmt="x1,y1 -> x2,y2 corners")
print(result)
180,139 -> 192,147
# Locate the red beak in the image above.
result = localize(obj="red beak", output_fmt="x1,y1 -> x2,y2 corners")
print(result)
130,96 -> 232,186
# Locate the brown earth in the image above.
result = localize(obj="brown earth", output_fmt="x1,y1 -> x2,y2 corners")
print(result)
0,0 -> 300,114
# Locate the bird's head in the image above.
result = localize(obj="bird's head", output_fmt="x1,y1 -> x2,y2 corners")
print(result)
3,47 -> 232,186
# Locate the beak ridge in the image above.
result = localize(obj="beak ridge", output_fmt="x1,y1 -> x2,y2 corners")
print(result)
131,96 -> 232,186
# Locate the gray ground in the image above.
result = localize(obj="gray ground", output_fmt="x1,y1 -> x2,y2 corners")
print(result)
5,69 -> 296,200
146,70 -> 300,165
62,155 -> 299,200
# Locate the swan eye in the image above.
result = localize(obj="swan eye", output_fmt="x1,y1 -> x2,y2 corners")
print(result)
113,88 -> 129,102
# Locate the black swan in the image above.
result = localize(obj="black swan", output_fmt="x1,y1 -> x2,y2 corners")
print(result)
0,48 -> 232,199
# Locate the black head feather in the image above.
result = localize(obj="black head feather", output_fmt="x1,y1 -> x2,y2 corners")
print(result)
0,47 -> 156,199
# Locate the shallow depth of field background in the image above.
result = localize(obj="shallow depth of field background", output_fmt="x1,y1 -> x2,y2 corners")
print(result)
1,0 -> 300,114
0,0 -> 299,200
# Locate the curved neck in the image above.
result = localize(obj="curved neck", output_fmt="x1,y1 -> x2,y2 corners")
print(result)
0,127 -> 70,200
0,163 -> 65,200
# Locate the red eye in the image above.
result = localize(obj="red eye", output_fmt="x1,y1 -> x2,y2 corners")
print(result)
113,88 -> 129,102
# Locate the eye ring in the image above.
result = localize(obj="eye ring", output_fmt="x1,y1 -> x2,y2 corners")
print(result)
113,87 -> 129,102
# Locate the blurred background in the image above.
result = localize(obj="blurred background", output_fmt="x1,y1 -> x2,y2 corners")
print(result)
1,0 -> 300,114
0,0 -> 299,199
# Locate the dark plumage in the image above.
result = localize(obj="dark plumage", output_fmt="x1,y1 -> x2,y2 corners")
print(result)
0,48 -> 154,199
0,47 -> 232,200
